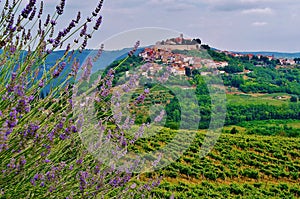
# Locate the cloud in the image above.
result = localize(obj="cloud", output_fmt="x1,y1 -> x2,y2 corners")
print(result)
252,21 -> 268,26
166,3 -> 196,11
147,0 -> 177,5
201,0 -> 293,13
208,1 -> 258,12
242,7 -> 273,14
144,0 -> 197,12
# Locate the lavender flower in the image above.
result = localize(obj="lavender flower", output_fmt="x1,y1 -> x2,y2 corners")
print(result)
38,80 -> 44,88
78,171 -> 89,191
44,14 -> 50,26
130,183 -> 137,189
134,88 -> 150,105
80,57 -> 93,81
28,6 -> 36,20
52,62 -> 66,78
154,110 -> 165,123
50,20 -> 57,26
80,24 -> 87,37
56,0 -> 65,15
96,0 -> 104,13
75,11 -> 81,23
20,156 -> 26,166
93,15 -> 102,30
76,158 -> 83,165
37,1 -> 43,18
10,45 -> 16,54
152,153 -> 162,167
21,0 -> 36,19
128,41 -> 140,57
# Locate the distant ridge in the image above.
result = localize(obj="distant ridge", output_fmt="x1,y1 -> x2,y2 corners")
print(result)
234,51 -> 300,59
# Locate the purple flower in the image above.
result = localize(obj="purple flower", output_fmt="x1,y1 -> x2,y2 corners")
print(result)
96,0 -> 104,12
69,21 -> 75,29
52,70 -> 60,78
57,122 -> 64,129
71,125 -> 77,133
154,110 -> 165,123
135,94 -> 146,105
46,49 -> 52,54
80,24 -> 87,37
110,178 -> 120,187
75,12 -> 81,23
21,0 -> 36,19
50,20 -> 57,26
34,173 -> 39,181
28,95 -> 34,102
59,134 -> 66,140
49,186 -> 55,192
94,166 -> 100,174
76,158 -> 83,164
38,80 -> 44,88
70,60 -> 79,77
121,139 -> 127,147
11,72 -> 17,80
130,183 -> 137,189
44,14 -> 50,26
81,57 -> 93,81
56,0 -> 65,15
38,1 -> 43,18
93,15 -> 102,30
48,38 -> 54,44
30,179 -> 36,186
152,153 -> 162,167
7,158 -> 16,169
86,17 -> 92,23
48,131 -> 54,141
10,45 -> 16,54
29,6 -> 36,20
128,41 -> 140,57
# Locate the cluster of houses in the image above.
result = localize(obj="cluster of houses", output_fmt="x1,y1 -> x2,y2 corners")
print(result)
218,50 -> 298,67
139,46 -> 228,77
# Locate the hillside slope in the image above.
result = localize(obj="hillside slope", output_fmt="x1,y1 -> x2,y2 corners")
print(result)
134,129 -> 300,198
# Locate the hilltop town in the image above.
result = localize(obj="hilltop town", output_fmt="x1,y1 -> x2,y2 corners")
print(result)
137,34 -> 299,78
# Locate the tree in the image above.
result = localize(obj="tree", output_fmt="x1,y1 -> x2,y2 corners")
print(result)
230,127 -> 239,134
290,95 -> 298,103
185,67 -> 191,77
224,63 -> 244,73
201,44 -> 210,50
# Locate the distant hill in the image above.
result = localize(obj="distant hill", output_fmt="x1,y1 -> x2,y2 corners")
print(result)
235,51 -> 300,59
44,47 -> 143,73
0,47 -> 145,74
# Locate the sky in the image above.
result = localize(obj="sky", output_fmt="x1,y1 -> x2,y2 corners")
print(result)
22,0 -> 300,52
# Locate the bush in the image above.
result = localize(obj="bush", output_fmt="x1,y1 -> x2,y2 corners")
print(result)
290,95 -> 298,102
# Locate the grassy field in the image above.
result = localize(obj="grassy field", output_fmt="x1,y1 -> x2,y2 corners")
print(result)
226,93 -> 291,106
223,119 -> 300,133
